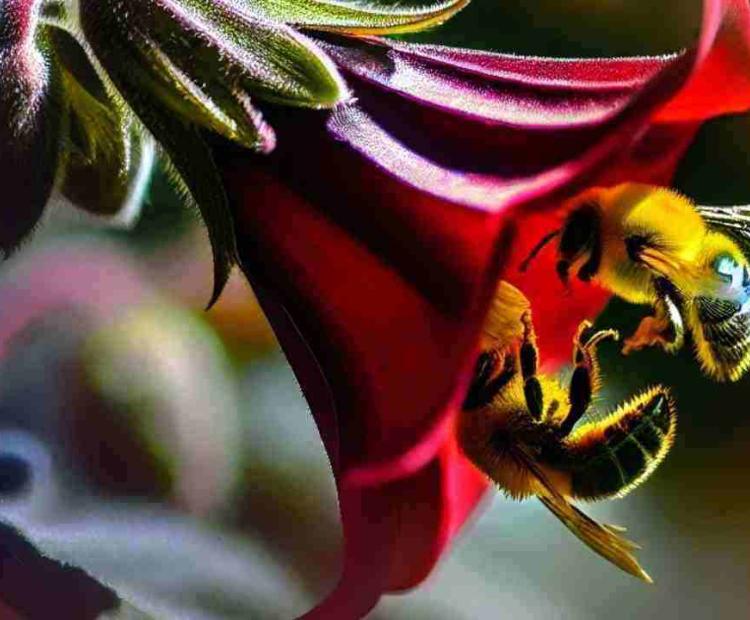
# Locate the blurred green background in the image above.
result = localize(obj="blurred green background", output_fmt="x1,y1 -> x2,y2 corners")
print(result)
3,0 -> 749,618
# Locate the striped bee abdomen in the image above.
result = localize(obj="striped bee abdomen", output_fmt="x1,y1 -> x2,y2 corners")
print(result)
554,387 -> 677,501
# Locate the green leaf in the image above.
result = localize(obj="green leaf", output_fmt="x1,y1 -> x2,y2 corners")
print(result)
246,0 -> 470,35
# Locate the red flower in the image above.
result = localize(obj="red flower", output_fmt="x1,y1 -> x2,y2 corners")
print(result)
219,1 -> 750,617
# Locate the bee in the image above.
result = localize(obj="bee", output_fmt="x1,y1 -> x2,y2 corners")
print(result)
459,281 -> 676,582
520,183 -> 750,381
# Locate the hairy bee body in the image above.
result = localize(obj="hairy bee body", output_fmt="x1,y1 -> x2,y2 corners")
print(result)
459,374 -> 573,500
459,281 -> 677,582
578,184 -> 706,304
524,182 -> 750,381
459,363 -> 675,503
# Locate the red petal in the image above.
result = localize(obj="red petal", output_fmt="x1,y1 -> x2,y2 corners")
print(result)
657,0 -> 750,121
223,0 -> 750,614
226,163 -> 504,473
238,238 -> 489,618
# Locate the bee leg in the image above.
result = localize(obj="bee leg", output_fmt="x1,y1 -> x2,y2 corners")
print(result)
556,259 -> 571,286
463,350 -> 516,410
560,321 -> 619,436
623,281 -> 684,355
622,315 -> 671,354
520,311 -> 544,419
556,203 -> 601,285
576,233 -> 603,282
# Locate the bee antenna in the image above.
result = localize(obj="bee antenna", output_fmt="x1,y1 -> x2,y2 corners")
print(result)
519,229 -> 561,272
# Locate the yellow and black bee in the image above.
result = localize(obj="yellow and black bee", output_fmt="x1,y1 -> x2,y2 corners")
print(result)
459,281 -> 676,582
521,183 -> 750,381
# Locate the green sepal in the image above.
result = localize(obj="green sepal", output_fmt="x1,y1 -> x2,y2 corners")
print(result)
47,26 -> 154,222
77,2 -> 257,305
80,1 -> 347,138
156,122 -> 238,309
123,99 -> 237,308
246,0 -> 470,35
160,0 -> 348,109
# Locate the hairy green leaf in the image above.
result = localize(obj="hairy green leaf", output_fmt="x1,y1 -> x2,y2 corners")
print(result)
79,2 -> 249,305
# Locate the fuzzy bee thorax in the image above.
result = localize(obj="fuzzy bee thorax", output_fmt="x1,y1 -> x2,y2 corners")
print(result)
592,184 -> 707,304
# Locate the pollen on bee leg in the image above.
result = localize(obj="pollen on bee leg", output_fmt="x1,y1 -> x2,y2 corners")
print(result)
621,315 -> 672,355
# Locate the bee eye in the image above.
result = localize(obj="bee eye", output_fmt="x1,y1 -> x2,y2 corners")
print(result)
714,255 -> 741,285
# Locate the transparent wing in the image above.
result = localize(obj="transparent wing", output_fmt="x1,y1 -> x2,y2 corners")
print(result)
481,281 -> 531,349
696,204 -> 750,246
518,447 -> 653,583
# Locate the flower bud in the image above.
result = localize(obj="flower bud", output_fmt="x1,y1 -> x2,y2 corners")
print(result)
0,0 -> 61,254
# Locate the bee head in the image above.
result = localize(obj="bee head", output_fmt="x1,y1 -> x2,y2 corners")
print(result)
694,232 -> 750,301
685,232 -> 750,381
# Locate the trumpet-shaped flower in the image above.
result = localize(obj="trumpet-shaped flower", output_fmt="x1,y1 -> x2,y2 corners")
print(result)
1,0 -> 750,618
218,1 -> 750,616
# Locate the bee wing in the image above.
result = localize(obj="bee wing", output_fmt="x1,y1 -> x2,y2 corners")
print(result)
536,495 -> 652,582
517,447 -> 653,583
481,281 -> 531,349
695,205 -> 750,247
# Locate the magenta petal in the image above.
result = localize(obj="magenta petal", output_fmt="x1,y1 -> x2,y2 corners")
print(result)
373,39 -> 672,90
320,36 -> 666,129
321,42 -> 701,215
